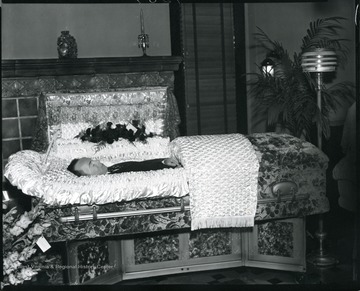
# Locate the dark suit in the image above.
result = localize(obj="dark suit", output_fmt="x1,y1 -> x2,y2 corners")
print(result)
107,159 -> 174,174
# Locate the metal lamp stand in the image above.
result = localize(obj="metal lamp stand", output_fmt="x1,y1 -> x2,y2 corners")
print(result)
301,50 -> 338,268
307,73 -> 338,267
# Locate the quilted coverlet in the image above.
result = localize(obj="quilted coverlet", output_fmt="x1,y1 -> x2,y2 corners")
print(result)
170,134 -> 259,230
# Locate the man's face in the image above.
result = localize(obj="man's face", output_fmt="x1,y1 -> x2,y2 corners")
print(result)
74,158 -> 108,176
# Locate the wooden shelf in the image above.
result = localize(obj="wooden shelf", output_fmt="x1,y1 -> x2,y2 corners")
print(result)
2,56 -> 183,78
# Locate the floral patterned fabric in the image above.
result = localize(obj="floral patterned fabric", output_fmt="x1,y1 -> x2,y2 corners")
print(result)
248,133 -> 330,220
77,241 -> 109,283
42,197 -> 191,243
257,221 -> 294,257
189,230 -> 232,258
134,234 -> 180,264
131,229 -> 233,265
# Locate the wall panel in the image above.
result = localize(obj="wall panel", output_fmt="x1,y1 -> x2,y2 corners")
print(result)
183,3 -> 238,135
1,4 -> 171,59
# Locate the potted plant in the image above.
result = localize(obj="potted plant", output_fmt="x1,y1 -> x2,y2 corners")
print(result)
248,17 -> 354,141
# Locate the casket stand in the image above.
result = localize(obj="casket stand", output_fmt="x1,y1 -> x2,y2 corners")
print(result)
4,86 -> 330,285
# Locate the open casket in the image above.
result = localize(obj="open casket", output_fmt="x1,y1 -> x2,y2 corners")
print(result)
4,86 -> 330,284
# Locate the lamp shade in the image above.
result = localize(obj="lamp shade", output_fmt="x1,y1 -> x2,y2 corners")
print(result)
261,58 -> 275,76
301,48 -> 337,72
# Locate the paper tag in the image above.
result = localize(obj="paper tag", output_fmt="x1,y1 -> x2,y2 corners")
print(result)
36,236 -> 51,253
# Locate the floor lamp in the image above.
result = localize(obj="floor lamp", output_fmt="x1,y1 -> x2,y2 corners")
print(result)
301,48 -> 338,267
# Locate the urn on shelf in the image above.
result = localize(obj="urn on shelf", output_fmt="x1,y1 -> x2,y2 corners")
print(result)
57,31 -> 78,59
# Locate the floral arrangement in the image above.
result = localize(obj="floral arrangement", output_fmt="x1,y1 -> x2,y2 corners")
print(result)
75,120 -> 154,149
2,201 -> 52,286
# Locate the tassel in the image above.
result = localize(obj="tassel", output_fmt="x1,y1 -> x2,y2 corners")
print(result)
191,216 -> 255,231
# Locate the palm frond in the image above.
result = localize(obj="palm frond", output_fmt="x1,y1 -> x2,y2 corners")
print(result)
301,17 -> 349,64
267,104 -> 283,126
321,82 -> 355,114
253,27 -> 277,49
248,17 -> 354,140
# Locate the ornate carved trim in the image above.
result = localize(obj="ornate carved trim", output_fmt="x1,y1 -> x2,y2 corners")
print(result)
2,72 -> 177,98
2,56 -> 183,98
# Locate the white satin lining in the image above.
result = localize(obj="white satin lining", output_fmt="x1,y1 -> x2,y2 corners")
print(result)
4,150 -> 189,206
53,137 -> 171,163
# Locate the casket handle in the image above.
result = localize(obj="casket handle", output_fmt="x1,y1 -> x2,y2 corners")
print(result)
74,207 -> 79,223
92,205 -> 98,220
59,204 -> 191,223
272,181 -> 298,202
180,197 -> 185,212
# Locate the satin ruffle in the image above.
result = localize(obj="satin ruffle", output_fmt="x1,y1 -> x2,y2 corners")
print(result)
4,150 -> 189,206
